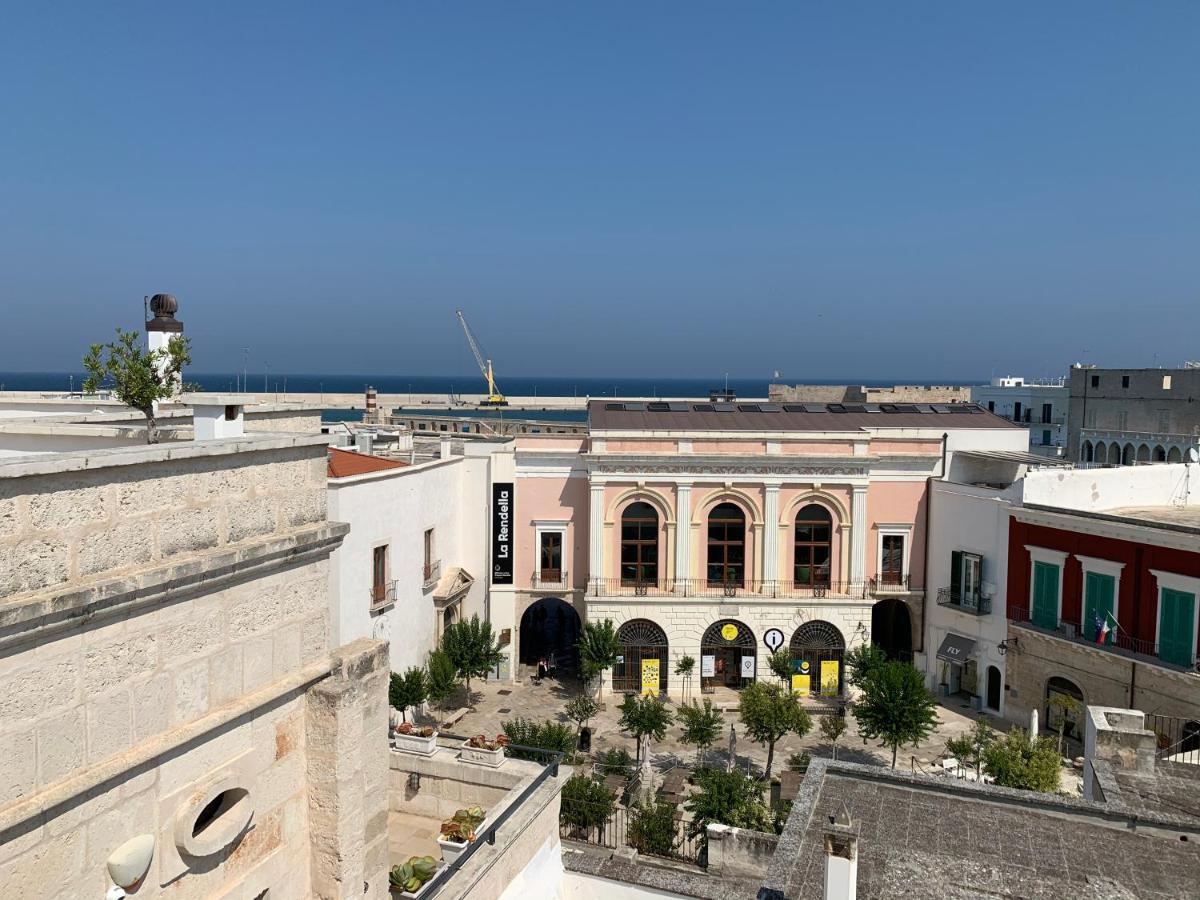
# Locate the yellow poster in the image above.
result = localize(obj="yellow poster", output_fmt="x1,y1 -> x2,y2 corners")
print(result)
641,658 -> 660,696
792,674 -> 810,697
820,660 -> 839,697
720,623 -> 739,641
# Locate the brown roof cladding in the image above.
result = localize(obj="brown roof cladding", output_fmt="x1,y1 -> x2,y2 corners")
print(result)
587,399 -> 1020,432
327,447 -> 409,478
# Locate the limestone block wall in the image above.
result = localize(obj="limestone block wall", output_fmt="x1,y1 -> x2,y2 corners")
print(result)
388,750 -> 535,821
245,409 -> 323,434
705,823 -> 779,881
1004,625 -> 1200,726
0,438 -> 327,599
586,597 -> 873,698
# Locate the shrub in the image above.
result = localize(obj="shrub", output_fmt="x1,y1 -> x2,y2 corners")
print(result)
559,774 -> 616,833
627,800 -> 680,858
786,751 -> 811,774
597,747 -> 635,779
685,768 -> 772,838
502,717 -> 575,760
982,728 -> 1061,793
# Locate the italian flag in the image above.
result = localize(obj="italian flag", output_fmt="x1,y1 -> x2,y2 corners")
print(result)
1095,611 -> 1117,645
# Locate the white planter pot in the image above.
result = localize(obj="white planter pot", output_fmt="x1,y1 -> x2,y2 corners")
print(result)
393,731 -> 439,756
393,873 -> 438,898
437,836 -> 469,866
460,741 -> 505,768
389,709 -> 403,730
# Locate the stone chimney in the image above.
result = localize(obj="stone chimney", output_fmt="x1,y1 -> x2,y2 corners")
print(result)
822,805 -> 858,900
1083,706 -> 1158,800
187,394 -> 247,441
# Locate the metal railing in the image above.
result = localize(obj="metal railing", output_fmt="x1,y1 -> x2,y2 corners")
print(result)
1145,713 -> 1200,765
936,587 -> 992,616
559,795 -> 704,866
369,580 -> 396,610
1007,605 -> 1192,666
869,573 -> 912,593
422,559 -> 441,588
531,569 -> 569,589
589,578 -> 869,599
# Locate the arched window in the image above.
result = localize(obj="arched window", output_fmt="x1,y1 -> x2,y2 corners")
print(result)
1045,677 -> 1084,743
707,503 -> 746,588
794,504 -> 832,587
620,502 -> 659,586
789,621 -> 846,698
613,619 -> 669,694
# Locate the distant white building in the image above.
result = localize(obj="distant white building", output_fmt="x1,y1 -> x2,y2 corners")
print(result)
326,440 -> 500,676
971,376 -> 1068,457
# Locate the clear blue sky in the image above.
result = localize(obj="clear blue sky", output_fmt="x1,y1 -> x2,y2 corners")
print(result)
1,2 -> 1197,380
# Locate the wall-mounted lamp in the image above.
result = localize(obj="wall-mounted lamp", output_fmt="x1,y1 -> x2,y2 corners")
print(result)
106,833 -> 155,892
408,771 -> 421,790
998,637 -> 1020,656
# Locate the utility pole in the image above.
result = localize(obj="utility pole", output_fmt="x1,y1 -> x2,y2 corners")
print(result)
241,348 -> 249,393
264,362 -> 269,393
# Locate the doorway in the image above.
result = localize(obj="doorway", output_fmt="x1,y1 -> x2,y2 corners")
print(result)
518,597 -> 581,671
700,619 -> 756,693
986,665 -> 1002,712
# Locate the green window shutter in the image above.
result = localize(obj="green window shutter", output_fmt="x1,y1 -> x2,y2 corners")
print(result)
1159,590 -> 1196,667
950,550 -> 963,601
1032,562 -> 1059,629
1084,572 -> 1116,644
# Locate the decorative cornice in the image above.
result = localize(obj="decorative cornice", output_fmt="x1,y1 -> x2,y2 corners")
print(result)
583,453 -> 873,478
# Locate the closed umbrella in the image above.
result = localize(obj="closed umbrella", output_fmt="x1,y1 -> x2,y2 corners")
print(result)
726,724 -> 737,773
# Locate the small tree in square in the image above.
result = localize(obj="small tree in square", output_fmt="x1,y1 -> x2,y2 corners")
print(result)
738,681 -> 812,779
440,615 -> 504,705
852,661 -> 939,769
389,667 -> 429,722
618,693 -> 674,766
677,698 -> 724,768
425,648 -> 460,711
767,650 -> 794,688
819,713 -> 847,761
578,619 -> 621,700
675,655 -> 696,701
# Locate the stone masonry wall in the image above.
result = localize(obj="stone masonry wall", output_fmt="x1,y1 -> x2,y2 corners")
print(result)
0,441 -> 327,600
245,410 -> 323,434
1004,624 -> 1200,727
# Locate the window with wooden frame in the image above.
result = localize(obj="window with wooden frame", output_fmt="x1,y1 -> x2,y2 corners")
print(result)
950,550 -> 983,607
706,503 -> 746,588
620,502 -> 658,585
371,545 -> 390,607
539,531 -> 563,582
794,504 -> 832,586
880,534 -> 905,585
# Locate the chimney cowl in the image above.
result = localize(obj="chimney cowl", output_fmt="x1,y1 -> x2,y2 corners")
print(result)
146,293 -> 184,332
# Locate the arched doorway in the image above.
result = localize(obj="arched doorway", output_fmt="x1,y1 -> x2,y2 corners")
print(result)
1154,445 -> 1167,462
612,619 -> 668,694
700,619 -> 756,691
706,503 -> 746,589
1081,441 -> 1093,463
790,621 -> 846,698
1122,443 -> 1135,465
872,599 -> 912,662
1094,443 -> 1108,465
518,597 -> 581,671
1045,676 -> 1084,745
986,665 -> 1002,712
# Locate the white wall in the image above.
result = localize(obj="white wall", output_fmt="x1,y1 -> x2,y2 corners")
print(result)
327,454 -> 491,675
1022,462 -> 1197,511
924,481 -> 1015,716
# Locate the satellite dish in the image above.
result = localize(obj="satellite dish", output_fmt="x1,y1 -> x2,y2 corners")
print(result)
1188,447 -> 1199,463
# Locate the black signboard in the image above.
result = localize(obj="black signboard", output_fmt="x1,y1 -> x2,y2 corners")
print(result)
492,482 -> 514,584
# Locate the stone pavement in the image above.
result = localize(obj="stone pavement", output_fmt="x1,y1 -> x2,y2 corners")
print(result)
416,674 -> 1051,785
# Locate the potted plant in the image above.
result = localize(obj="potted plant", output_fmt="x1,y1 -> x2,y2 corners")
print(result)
389,855 -> 439,897
461,733 -> 508,767
436,807 -> 486,865
393,722 -> 439,756
938,661 -> 950,697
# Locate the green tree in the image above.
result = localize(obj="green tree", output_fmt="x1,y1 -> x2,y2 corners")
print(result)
1047,693 -> 1081,757
559,775 -> 617,837
852,661 -> 939,769
843,643 -> 888,689
565,695 -> 600,734
617,693 -> 674,766
627,800 -> 680,858
767,650 -> 794,688
737,682 -> 812,779
684,769 -> 772,840
425,649 -> 460,710
440,615 -> 504,704
944,718 -> 995,779
819,714 -> 847,761
982,727 -> 1061,793
502,717 -> 576,760
578,619 -> 621,699
675,655 -> 696,701
389,667 -> 429,722
677,699 -> 724,768
597,747 -> 635,779
786,751 -> 811,774
82,328 -> 192,444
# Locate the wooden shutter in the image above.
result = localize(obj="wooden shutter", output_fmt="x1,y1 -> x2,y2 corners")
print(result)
1159,589 -> 1196,667
950,551 -> 963,600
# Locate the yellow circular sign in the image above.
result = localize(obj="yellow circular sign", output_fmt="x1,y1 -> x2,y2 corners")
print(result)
720,623 -> 739,641
800,661 -> 810,673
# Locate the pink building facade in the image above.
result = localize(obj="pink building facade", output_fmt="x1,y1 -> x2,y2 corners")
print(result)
497,400 -> 1026,699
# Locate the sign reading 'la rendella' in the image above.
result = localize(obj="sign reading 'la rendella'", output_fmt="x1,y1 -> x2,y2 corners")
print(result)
492,483 -> 513,585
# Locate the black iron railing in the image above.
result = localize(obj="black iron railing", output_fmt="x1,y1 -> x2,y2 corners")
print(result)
531,569 -> 569,588
1007,606 -> 1177,663
936,587 -> 992,616
1145,714 -> 1200,765
559,796 -> 704,866
369,580 -> 396,610
589,578 -> 868,599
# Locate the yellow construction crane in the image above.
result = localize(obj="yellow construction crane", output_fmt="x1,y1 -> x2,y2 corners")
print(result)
455,310 -> 508,406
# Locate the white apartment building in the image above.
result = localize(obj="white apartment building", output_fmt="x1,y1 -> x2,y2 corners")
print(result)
971,376 -> 1068,457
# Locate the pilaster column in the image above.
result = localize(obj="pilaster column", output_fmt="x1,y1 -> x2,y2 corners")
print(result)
589,482 -> 605,584
763,485 -> 780,584
675,483 -> 692,584
850,486 -> 868,585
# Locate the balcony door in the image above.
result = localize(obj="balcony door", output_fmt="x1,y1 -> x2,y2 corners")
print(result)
1083,572 -> 1116,645
620,502 -> 659,586
539,532 -> 563,583
707,503 -> 746,588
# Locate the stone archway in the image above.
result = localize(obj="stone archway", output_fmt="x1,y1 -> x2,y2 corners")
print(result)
789,620 -> 846,698
613,619 -> 669,695
700,619 -> 756,692
518,597 -> 581,670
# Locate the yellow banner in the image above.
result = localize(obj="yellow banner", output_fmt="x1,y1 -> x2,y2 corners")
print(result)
820,660 -> 839,697
792,673 -> 810,697
641,658 -> 660,696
